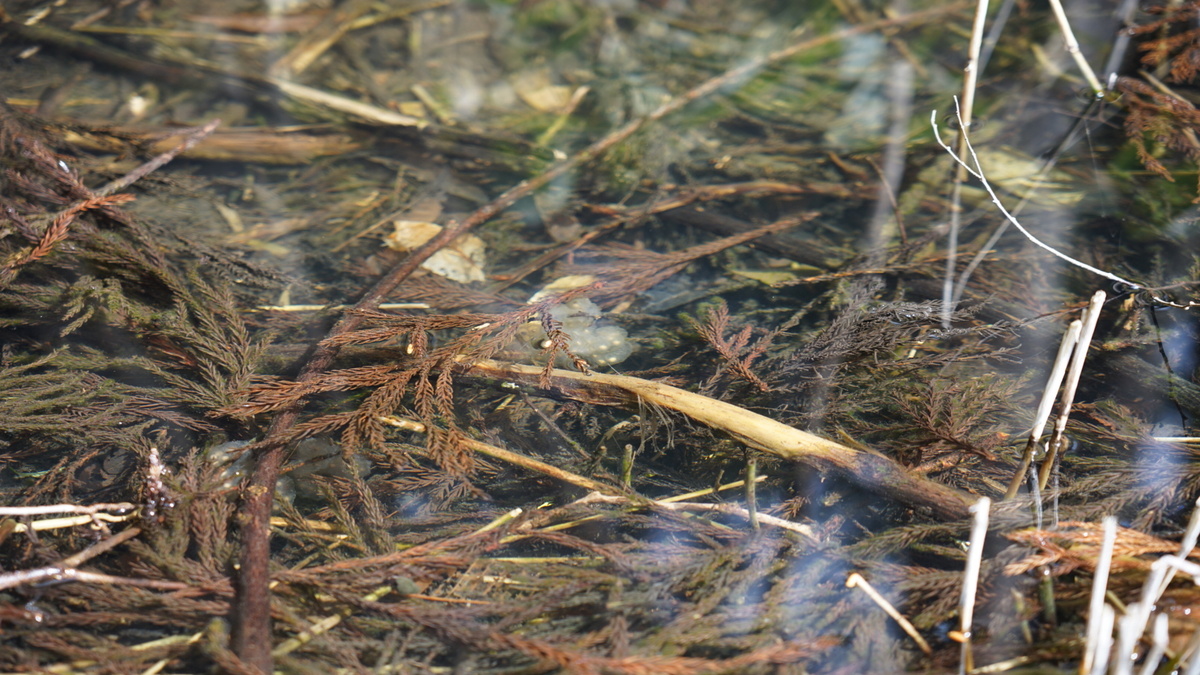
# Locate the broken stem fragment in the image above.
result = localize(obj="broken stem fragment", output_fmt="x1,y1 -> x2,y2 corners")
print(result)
467,359 -> 974,521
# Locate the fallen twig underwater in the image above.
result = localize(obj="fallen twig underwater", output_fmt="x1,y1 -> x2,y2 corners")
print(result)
466,359 -> 975,521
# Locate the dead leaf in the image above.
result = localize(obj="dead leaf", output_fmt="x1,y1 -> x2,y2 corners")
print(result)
383,220 -> 486,284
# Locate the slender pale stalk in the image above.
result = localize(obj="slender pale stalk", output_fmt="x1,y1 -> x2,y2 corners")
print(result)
1081,516 -> 1117,675
1109,554 -> 1200,674
745,454 -> 759,531
1088,605 -> 1116,675
1046,0 -> 1105,94
1136,614 -> 1170,675
0,502 -> 136,516
1156,497 -> 1200,599
1004,319 -> 1081,499
1113,609 -> 1141,675
942,0 -> 991,327
960,497 -> 991,674
847,573 -> 932,655
1183,626 -> 1200,675
1038,290 -> 1106,490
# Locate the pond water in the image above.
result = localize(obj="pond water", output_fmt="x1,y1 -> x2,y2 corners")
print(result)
2,0 -> 1199,672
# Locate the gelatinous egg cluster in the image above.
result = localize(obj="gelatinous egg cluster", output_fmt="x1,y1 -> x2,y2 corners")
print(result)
512,297 -> 633,367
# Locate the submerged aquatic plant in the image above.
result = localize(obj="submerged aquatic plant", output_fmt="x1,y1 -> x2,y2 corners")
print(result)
2,0 -> 1200,673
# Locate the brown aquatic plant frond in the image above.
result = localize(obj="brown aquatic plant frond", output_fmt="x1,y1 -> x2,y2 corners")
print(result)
1004,520 -> 1191,576
224,364 -> 409,417
893,376 -> 1017,463
1130,2 -> 1200,83
0,192 -> 136,285
774,296 -> 982,390
492,631 -> 840,675
566,213 -> 815,305
1094,2 -> 1200,195
343,370 -> 419,452
1112,76 -> 1200,188
687,301 -> 777,393
322,311 -> 506,348
232,284 -> 613,467
537,308 -> 592,381
395,274 -> 523,310
347,592 -> 839,675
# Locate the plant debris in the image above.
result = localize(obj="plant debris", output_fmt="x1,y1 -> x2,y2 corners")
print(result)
2,0 -> 1200,673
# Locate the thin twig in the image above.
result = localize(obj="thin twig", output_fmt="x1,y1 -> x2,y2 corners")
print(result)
58,525 -> 143,567
932,102 -> 1141,289
0,565 -> 185,591
95,119 -> 220,197
253,302 -> 429,312
577,492 -> 815,539
0,525 -> 144,591
846,573 -> 932,655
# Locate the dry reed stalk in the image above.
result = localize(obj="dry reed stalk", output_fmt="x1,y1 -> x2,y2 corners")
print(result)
6,511 -> 135,534
1046,0 -> 1105,95
467,359 -> 974,520
1038,290 -> 1106,491
1004,319 -> 1081,499
1137,614 -> 1170,675
1185,628 -> 1200,675
0,502 -> 136,517
1082,516 -> 1117,675
1117,556 -> 1200,674
1090,604 -> 1117,675
958,497 -> 990,674
745,454 -> 759,531
1155,497 -> 1200,599
942,0 -> 991,327
1096,500 -> 1200,674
